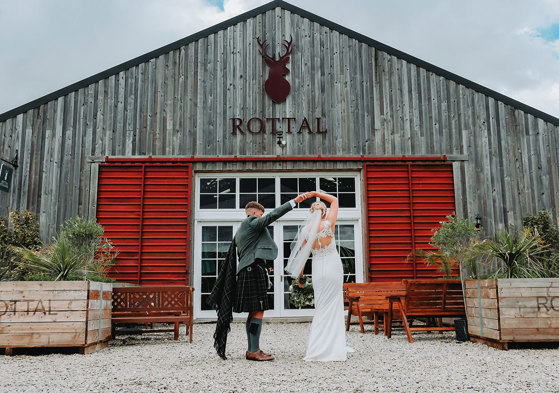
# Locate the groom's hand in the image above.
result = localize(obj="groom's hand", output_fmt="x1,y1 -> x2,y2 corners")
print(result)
294,193 -> 308,204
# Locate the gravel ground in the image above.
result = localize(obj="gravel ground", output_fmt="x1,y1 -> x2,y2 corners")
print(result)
1,321 -> 558,393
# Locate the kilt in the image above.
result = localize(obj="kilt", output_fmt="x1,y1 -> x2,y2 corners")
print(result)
234,259 -> 270,313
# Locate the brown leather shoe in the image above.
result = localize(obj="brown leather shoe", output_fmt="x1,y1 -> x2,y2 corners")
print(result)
246,350 -> 274,361
256,349 -> 272,357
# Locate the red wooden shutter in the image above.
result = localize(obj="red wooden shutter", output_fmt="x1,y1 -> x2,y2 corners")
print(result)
365,163 -> 456,281
97,163 -> 192,286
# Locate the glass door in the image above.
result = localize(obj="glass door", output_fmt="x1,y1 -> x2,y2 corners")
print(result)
193,172 -> 363,319
277,221 -> 361,317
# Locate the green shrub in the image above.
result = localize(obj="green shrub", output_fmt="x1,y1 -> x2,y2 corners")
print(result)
17,216 -> 117,282
522,210 -> 559,277
19,237 -> 87,281
0,211 -> 42,281
410,214 -> 481,278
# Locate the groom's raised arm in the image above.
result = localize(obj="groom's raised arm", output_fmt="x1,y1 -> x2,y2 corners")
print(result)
250,193 -> 308,231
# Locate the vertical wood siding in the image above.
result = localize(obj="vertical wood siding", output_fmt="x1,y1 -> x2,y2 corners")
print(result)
0,7 -> 557,241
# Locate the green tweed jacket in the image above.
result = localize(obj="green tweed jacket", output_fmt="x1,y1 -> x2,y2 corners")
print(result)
235,201 -> 293,273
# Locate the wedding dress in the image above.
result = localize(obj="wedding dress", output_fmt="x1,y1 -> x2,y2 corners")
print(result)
303,220 -> 353,361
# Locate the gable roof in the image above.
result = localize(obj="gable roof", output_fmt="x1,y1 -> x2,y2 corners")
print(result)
1,0 -> 558,125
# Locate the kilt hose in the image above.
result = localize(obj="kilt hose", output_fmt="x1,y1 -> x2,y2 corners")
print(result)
234,259 -> 270,313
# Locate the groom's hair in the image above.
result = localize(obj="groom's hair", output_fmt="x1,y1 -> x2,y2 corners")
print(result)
245,201 -> 265,212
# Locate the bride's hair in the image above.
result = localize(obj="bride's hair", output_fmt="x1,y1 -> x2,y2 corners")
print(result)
309,201 -> 327,219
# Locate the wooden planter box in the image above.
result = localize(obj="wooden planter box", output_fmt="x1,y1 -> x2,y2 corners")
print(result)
0,281 -> 112,355
465,278 -> 559,349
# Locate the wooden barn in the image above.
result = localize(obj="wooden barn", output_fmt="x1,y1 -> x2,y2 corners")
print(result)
1,0 -> 558,319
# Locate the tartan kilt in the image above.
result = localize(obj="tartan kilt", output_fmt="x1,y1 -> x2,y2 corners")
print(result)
234,260 -> 270,313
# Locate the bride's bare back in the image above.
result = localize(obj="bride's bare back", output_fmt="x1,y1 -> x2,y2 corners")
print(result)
312,220 -> 335,249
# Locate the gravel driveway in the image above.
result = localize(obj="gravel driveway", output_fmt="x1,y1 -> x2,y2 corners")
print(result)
1,321 -> 558,393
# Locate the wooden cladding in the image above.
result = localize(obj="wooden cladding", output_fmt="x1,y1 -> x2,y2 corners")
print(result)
365,163 -> 456,281
96,164 -> 192,286
0,5 -> 558,243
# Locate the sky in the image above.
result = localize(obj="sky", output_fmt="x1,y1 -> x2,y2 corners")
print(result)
1,0 -> 559,119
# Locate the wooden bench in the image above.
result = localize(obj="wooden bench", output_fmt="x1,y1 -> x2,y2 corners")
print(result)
344,282 -> 406,334
387,279 -> 465,343
111,286 -> 194,342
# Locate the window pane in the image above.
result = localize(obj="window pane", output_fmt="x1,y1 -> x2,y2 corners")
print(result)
219,178 -> 236,193
219,193 -> 235,209
338,243 -> 355,258
240,193 -> 257,208
281,193 -> 296,205
299,178 -> 316,192
240,178 -> 256,193
338,178 -> 355,192
218,226 -> 233,241
259,193 -> 275,209
201,277 -> 217,293
202,243 -> 216,258
199,178 -> 217,193
217,243 -> 230,259
300,198 -> 313,209
202,260 -> 216,275
338,225 -> 354,240
281,178 -> 297,193
259,178 -> 275,193
344,274 -> 356,284
320,177 -> 337,192
200,194 -> 217,209
201,294 -> 211,310
339,193 -> 356,208
202,226 -> 217,242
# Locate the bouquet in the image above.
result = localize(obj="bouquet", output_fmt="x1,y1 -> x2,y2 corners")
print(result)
288,276 -> 314,308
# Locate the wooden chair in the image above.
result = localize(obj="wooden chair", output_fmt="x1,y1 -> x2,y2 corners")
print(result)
344,282 -> 406,334
112,286 -> 194,342
387,279 -> 465,343
356,282 -> 406,335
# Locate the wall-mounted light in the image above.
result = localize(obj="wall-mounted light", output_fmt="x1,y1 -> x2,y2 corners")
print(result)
276,132 -> 286,148
475,214 -> 482,231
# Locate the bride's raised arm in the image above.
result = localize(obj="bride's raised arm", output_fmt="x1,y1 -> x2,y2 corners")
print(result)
309,191 -> 338,227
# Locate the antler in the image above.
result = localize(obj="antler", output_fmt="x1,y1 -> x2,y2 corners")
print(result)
257,37 -> 275,60
278,36 -> 293,61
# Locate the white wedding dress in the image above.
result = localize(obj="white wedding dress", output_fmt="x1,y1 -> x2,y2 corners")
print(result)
304,221 -> 353,361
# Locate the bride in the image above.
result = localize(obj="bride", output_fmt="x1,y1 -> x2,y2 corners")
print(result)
285,191 -> 353,361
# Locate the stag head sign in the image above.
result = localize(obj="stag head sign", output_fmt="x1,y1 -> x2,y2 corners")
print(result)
257,36 -> 293,104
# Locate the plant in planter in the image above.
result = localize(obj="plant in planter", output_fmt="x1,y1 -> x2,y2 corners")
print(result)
522,210 -> 559,278
409,214 -> 480,279
18,217 -> 117,282
475,227 -> 546,278
1,217 -> 116,354
464,217 -> 559,349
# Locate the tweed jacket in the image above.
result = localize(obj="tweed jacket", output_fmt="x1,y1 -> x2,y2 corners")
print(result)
235,201 -> 293,273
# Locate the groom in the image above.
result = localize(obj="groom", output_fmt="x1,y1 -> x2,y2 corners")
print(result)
209,193 -> 308,361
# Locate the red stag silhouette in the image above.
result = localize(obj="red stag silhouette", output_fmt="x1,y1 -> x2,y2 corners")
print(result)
257,36 -> 293,104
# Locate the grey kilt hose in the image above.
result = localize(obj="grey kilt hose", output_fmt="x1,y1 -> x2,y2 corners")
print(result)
234,259 -> 270,313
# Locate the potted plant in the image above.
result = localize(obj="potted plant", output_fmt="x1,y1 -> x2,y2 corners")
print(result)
464,211 -> 559,349
0,214 -> 117,355
409,214 -> 481,340
409,214 -> 481,280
